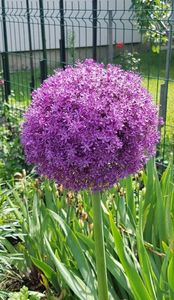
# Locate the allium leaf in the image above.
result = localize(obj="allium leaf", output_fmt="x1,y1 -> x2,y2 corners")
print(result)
45,237 -> 95,300
109,212 -> 151,300
47,210 -> 97,296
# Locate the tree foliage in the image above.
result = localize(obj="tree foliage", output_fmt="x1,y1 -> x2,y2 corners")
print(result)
131,0 -> 172,52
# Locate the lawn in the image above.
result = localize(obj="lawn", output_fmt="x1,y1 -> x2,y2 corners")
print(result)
139,48 -> 174,131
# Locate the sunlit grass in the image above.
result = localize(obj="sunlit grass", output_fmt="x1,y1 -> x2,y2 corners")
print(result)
143,78 -> 174,127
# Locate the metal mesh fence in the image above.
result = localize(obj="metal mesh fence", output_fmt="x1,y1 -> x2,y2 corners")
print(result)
0,0 -> 174,167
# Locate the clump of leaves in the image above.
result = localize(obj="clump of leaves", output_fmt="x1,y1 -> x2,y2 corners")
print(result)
131,0 -> 171,53
8,286 -> 45,300
0,101 -> 30,181
120,51 -> 141,71
1,159 -> 173,299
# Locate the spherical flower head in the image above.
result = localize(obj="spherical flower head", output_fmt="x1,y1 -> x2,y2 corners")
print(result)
21,59 -> 159,191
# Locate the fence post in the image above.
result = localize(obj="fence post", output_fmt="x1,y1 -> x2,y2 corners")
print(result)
60,0 -> 66,68
108,10 -> 113,63
40,59 -> 47,83
92,0 -> 97,60
26,0 -> 35,92
159,84 -> 167,124
1,0 -> 10,101
39,0 -> 47,82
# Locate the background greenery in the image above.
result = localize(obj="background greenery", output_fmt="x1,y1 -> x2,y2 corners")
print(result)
0,158 -> 174,299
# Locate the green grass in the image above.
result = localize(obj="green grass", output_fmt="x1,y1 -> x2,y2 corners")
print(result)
143,79 -> 174,126
139,48 -> 174,131
9,66 -> 56,108
143,79 -> 174,160
139,48 -> 174,80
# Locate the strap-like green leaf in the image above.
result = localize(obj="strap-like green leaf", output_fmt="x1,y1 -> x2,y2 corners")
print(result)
168,253 -> 174,292
109,212 -> 151,300
45,237 -> 95,300
48,210 -> 97,296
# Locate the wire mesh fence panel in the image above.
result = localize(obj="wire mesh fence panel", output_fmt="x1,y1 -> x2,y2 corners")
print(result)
0,0 -> 173,167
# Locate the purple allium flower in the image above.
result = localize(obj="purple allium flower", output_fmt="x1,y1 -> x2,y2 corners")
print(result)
21,59 -> 159,191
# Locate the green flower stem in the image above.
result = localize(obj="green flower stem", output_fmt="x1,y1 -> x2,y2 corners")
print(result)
92,191 -> 109,300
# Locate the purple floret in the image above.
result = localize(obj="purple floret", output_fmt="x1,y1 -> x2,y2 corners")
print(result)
21,59 -> 159,191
